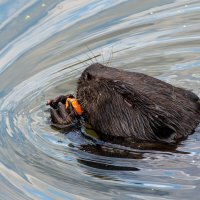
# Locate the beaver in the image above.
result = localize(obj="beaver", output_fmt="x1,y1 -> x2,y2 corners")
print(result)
48,63 -> 200,145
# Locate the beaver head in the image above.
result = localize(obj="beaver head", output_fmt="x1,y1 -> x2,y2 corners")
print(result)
77,63 -> 200,144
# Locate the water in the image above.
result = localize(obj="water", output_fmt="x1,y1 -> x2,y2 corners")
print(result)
0,0 -> 200,199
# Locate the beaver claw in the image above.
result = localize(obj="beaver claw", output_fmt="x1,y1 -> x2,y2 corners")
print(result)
47,94 -> 81,129
47,94 -> 74,108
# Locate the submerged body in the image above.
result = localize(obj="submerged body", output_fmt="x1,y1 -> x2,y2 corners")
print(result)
49,63 -> 200,144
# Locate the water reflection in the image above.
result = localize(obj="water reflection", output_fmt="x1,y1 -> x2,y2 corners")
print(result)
0,0 -> 200,199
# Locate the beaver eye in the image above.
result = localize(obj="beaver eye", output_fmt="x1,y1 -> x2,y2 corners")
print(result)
85,73 -> 92,80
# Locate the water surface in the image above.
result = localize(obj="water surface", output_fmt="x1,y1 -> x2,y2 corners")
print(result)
0,0 -> 200,199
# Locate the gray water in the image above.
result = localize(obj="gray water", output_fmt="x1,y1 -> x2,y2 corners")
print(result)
0,0 -> 200,199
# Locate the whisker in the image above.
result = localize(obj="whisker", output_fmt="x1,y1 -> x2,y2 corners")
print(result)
107,46 -> 114,67
101,48 -> 106,66
73,57 -> 88,68
86,45 -> 98,63
85,49 -> 94,65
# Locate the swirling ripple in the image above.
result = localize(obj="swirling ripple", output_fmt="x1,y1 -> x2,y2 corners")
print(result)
0,0 -> 200,199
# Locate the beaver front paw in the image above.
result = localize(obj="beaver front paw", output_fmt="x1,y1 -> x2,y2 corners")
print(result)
47,94 -> 83,129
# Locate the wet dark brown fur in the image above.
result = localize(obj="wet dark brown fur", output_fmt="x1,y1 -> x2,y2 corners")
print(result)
76,63 -> 200,144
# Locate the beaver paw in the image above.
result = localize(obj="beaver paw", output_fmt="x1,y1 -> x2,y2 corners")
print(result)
47,94 -> 83,129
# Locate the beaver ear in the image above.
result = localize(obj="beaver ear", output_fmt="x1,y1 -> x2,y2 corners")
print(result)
152,123 -> 176,142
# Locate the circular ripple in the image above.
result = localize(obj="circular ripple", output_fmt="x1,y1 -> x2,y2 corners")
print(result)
0,1 -> 200,200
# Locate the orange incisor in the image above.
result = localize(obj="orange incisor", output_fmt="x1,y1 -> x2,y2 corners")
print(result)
66,98 -> 83,115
